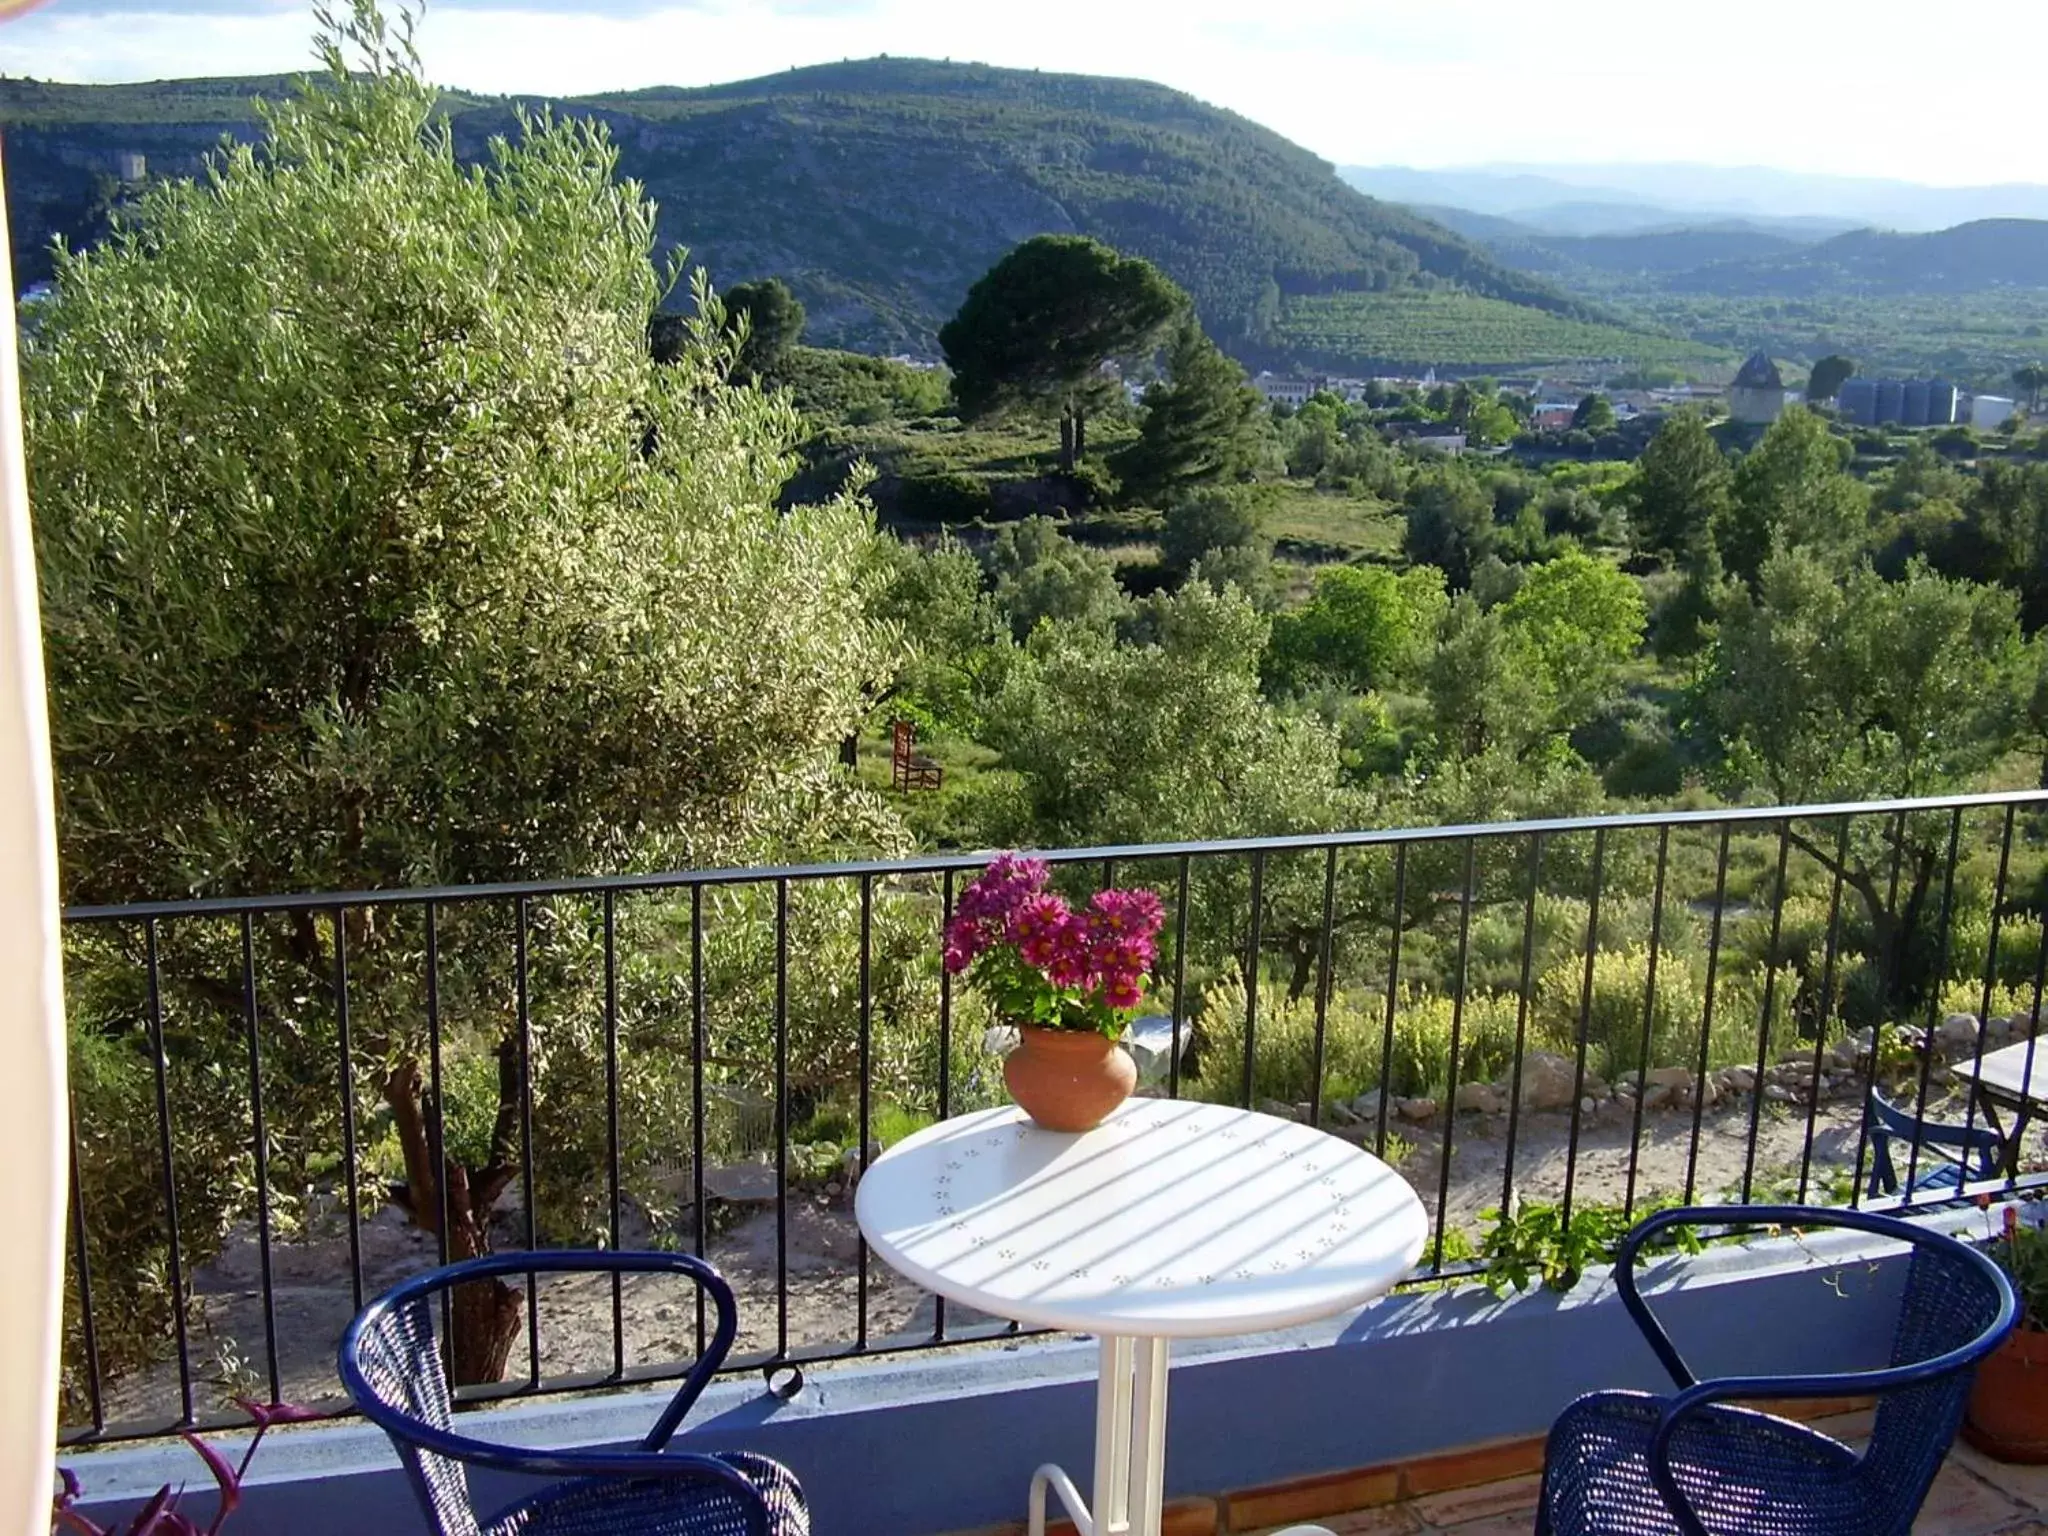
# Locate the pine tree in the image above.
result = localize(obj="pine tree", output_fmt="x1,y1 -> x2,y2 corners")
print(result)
1117,319 -> 1266,503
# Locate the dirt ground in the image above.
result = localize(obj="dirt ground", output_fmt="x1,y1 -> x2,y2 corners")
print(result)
83,1090 -> 1904,1433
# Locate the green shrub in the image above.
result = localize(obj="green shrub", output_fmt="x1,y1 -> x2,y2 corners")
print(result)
893,470 -> 994,524
1534,945 -> 1719,1080
1192,975 -> 1525,1105
1947,913 -> 2044,996
1385,989 -> 1522,1098
1065,459 -> 1123,510
1191,975 -> 1384,1107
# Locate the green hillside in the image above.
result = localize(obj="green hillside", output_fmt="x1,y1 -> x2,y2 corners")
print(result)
4,59 -> 1630,363
1273,289 -> 1734,372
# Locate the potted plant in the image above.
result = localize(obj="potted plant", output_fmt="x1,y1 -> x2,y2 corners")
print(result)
54,1398 -> 316,1534
1967,1205 -> 2048,1462
944,853 -> 1164,1132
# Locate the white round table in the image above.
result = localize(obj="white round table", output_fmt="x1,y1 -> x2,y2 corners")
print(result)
855,1097 -> 1428,1536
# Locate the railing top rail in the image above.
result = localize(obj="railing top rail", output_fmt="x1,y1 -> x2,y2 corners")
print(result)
61,788 -> 2048,923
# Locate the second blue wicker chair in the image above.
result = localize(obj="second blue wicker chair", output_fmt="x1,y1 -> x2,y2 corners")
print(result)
1538,1205 -> 2014,1536
1864,1088 -> 2005,1199
340,1251 -> 808,1536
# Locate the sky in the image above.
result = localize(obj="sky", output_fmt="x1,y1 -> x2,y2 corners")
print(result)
6,0 -> 2046,186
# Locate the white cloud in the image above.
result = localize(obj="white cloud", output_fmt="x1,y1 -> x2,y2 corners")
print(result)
5,0 -> 2043,185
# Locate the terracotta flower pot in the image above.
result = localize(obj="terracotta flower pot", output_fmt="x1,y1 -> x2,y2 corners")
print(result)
1003,1025 -> 1136,1133
1966,1323 -> 2048,1463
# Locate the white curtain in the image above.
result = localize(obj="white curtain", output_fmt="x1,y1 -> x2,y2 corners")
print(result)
0,146 -> 71,1535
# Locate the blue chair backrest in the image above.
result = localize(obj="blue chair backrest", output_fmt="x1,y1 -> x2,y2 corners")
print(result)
1863,1234 -> 2010,1517
1865,1088 -> 2001,1195
348,1292 -> 480,1536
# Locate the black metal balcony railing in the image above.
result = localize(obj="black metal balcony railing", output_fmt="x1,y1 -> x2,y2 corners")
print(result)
57,790 -> 2048,1443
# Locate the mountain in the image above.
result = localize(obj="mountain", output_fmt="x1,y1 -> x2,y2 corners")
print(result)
2,59 -> 1601,361
1341,163 -> 2048,236
1401,192 -> 2048,299
1482,164 -> 2048,233
1670,219 -> 2048,297
1340,166 -> 1864,238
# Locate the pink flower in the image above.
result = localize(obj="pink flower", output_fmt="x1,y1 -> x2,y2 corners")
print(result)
1046,954 -> 1091,989
943,911 -> 991,974
1012,893 -> 1074,970
1100,974 -> 1144,1011
949,864 -> 1166,1021
947,854 -> 1057,973
1089,887 -> 1164,941
958,853 -> 1048,927
1092,937 -> 1153,975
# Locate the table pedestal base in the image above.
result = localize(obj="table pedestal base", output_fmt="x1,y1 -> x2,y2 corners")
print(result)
1028,1335 -> 1170,1536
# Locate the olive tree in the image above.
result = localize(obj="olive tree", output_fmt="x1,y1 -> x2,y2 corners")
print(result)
1704,552 -> 2036,1005
29,4 -> 899,1387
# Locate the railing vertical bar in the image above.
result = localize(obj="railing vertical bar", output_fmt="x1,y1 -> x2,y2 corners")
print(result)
935,869 -> 954,1344
67,1119 -> 104,1435
1901,808 -> 1965,1199
1376,844 -> 1407,1158
2019,818 -> 2048,1197
1168,856 -> 1190,1102
1683,825 -> 1733,1204
239,913 -> 279,1404
1622,827 -> 1670,1220
691,886 -> 707,1360
1560,829 -> 1606,1227
1849,812 -> 1912,1207
1796,821 -> 1850,1205
603,891 -> 623,1380
1738,824 -> 1793,1203
1242,850 -> 1265,1110
332,909 -> 363,1320
427,902 -> 452,1376
515,896 -> 538,1389
775,876 -> 790,1361
1432,839 -> 1478,1271
1309,845 -> 1337,1129
1500,833 -> 1545,1216
1959,804 -> 2018,1166
856,873 -> 873,1352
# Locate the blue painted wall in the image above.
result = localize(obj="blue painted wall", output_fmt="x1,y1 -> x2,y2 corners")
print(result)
68,1220 -> 1937,1536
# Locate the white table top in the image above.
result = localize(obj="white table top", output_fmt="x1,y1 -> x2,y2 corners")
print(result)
854,1097 -> 1428,1338
1957,1038 -> 2048,1108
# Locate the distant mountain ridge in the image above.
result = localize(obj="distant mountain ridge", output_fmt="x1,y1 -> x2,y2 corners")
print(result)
1433,209 -> 2048,296
1677,219 -> 2048,296
1341,163 -> 2048,236
1,59 -> 1600,360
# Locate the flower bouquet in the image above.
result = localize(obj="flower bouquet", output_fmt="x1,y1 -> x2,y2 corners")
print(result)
944,853 -> 1165,1131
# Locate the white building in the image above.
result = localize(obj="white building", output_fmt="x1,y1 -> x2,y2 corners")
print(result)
1970,394 -> 2017,431
1253,374 -> 1315,408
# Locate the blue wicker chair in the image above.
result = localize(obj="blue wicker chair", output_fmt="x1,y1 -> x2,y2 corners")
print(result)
1538,1205 -> 2014,1536
1865,1088 -> 2005,1199
339,1251 -> 808,1536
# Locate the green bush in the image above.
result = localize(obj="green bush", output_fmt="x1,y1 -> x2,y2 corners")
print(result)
1065,459 -> 1123,510
1947,912 -> 2044,996
1193,976 -> 1522,1105
1192,975 -> 1379,1107
1386,990 -> 1522,1097
892,470 -> 994,524
1534,945 -> 1721,1080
